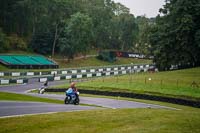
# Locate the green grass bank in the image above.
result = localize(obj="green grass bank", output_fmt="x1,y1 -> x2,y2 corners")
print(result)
0,106 -> 199,133
54,67 -> 200,101
0,92 -> 63,104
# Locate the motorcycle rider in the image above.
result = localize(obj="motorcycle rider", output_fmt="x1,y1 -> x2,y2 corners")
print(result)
44,80 -> 48,87
38,80 -> 48,94
66,82 -> 78,101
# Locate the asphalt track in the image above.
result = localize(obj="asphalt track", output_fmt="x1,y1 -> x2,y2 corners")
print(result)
0,101 -> 98,118
0,81 -> 176,117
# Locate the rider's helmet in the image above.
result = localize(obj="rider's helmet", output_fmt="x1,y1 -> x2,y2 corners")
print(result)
70,82 -> 76,88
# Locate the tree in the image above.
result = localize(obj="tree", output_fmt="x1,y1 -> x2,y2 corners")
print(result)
114,2 -> 130,15
135,16 -> 155,55
149,0 -> 200,70
48,0 -> 74,57
80,0 -> 115,49
0,0 -> 142,56
29,0 -> 75,55
114,13 -> 138,51
59,12 -> 93,61
31,30 -> 54,55
0,28 -> 9,52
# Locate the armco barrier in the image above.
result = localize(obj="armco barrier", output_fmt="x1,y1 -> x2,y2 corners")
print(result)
0,64 -> 153,77
38,68 -> 148,83
45,88 -> 200,108
0,64 -> 156,84
0,78 -> 28,85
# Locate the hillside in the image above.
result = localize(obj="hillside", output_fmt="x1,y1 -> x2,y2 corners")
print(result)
55,57 -> 152,68
56,67 -> 200,101
0,56 -> 152,71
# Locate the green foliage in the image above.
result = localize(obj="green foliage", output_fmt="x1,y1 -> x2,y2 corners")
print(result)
0,28 -> 9,52
149,0 -> 200,70
110,13 -> 138,51
0,0 -> 148,59
31,30 -> 54,55
28,0 -> 74,55
80,0 -> 114,49
135,16 -> 155,55
67,12 -> 93,55
59,12 -> 93,60
7,34 -> 27,50
0,92 -> 63,104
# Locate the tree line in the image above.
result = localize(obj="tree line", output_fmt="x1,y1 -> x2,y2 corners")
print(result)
0,0 -> 199,70
0,0 -> 151,59
149,0 -> 200,70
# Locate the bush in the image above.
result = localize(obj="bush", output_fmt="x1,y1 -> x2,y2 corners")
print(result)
0,28 -> 9,52
7,34 -> 27,50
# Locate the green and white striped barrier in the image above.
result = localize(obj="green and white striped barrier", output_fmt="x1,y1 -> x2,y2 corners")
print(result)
0,64 -> 155,84
0,64 -> 152,77
38,66 -> 153,83
0,78 -> 28,85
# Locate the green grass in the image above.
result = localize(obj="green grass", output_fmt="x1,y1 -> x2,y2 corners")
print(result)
0,56 -> 151,71
1,87 -> 200,133
0,92 -> 63,104
0,64 -> 8,71
54,67 -> 200,101
55,57 -> 152,68
0,106 -> 200,133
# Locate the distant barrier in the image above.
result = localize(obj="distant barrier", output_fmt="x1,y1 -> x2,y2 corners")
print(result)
0,64 -> 153,77
37,64 -> 156,82
0,78 -> 28,85
0,64 -> 156,85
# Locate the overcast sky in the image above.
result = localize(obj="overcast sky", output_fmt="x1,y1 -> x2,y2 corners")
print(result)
113,0 -> 165,18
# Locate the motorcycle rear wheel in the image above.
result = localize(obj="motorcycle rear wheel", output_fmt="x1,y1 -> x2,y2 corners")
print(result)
64,96 -> 70,104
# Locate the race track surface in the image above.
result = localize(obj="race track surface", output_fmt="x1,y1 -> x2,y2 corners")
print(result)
0,101 -> 98,118
28,93 -> 172,109
0,81 -> 176,117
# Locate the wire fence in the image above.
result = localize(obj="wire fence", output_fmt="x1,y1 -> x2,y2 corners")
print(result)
93,74 -> 200,90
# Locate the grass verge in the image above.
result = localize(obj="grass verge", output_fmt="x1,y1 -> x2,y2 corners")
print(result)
56,57 -> 152,68
0,64 -> 8,71
53,67 -> 200,101
0,105 -> 199,133
0,92 -> 63,104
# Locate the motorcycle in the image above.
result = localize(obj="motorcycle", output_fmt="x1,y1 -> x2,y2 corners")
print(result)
38,86 -> 47,94
64,92 -> 80,105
